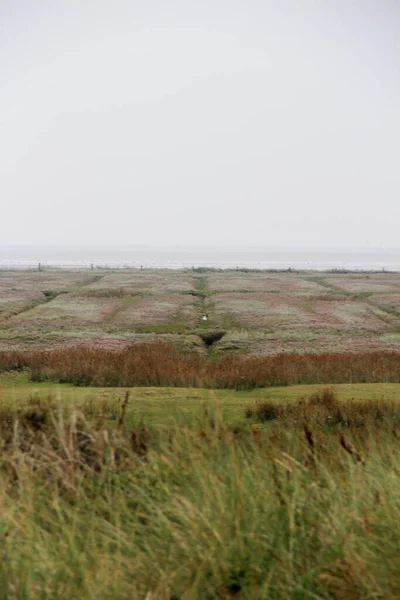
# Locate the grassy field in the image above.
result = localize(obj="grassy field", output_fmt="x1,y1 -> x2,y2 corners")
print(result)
1,269 -> 400,598
0,379 -> 400,598
1,268 -> 399,355
2,371 -> 400,426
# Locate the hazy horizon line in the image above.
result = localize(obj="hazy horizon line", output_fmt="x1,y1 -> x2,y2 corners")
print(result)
1,244 -> 399,251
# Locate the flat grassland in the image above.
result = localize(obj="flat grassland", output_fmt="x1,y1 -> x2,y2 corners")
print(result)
1,270 -> 400,598
0,268 -> 399,355
1,370 -> 400,426
2,374 -> 400,598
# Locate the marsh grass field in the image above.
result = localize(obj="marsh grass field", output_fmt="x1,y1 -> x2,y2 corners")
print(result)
1,268 -> 400,355
1,268 -> 400,598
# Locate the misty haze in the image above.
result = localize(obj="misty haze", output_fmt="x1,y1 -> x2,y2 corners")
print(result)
1,0 -> 399,247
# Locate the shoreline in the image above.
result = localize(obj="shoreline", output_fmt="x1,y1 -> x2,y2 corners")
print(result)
1,264 -> 400,273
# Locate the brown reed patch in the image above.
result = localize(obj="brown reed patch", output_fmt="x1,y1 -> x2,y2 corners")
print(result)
0,344 -> 399,389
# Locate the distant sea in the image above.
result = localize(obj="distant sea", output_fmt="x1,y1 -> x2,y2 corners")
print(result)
1,246 -> 400,272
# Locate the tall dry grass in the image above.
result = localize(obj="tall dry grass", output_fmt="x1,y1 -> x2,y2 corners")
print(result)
0,342 -> 399,388
1,390 -> 400,598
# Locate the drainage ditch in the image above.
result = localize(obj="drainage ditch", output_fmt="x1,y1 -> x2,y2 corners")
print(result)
197,330 -> 226,349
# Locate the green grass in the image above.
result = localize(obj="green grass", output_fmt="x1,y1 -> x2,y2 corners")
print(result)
1,384 -> 400,597
134,316 -> 190,334
2,372 -> 400,426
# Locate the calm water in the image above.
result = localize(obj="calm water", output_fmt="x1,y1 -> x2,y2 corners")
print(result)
1,246 -> 400,271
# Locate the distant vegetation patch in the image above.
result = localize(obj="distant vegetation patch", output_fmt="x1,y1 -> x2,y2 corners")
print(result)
0,344 -> 399,389
246,387 -> 400,430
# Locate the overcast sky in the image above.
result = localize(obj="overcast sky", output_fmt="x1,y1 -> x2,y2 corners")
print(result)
1,0 -> 399,247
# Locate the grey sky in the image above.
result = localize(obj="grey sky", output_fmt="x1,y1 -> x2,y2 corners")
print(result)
1,1 -> 399,247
